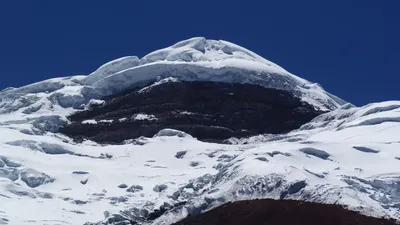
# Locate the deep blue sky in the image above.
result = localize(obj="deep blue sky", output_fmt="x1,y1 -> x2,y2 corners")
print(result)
0,1 -> 397,106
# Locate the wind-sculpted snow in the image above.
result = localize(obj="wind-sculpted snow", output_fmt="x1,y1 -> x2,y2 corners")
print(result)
84,56 -> 140,85
353,146 -> 380,153
301,101 -> 400,131
299,147 -> 331,160
0,160 -> 54,188
0,156 -> 21,168
155,129 -> 192,138
5,139 -> 96,158
0,76 -> 86,112
19,168 -> 55,188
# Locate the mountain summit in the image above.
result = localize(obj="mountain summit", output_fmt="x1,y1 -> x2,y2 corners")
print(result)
84,37 -> 346,111
0,37 -> 345,118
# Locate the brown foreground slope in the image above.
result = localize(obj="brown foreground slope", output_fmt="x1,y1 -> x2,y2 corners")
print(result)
173,199 -> 398,225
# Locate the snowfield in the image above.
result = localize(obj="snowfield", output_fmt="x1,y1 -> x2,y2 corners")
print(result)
0,38 -> 398,225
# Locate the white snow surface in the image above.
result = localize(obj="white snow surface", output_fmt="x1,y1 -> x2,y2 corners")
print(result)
0,100 -> 399,224
0,37 -> 397,224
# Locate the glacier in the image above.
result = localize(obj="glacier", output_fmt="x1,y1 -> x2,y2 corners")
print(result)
0,37 -> 398,225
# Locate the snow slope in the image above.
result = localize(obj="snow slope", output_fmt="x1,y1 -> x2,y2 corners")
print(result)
0,101 -> 399,224
0,37 -> 397,224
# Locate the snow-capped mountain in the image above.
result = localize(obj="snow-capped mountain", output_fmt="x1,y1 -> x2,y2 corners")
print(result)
0,37 -> 345,117
0,38 -> 398,225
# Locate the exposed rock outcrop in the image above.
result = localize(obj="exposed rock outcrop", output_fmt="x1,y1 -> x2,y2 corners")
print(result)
60,81 -> 323,143
173,199 -> 397,225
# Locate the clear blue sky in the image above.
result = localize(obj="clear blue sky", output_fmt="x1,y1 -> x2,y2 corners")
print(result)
0,1 -> 397,106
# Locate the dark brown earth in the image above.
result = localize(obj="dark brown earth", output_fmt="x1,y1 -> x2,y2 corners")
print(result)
60,81 -> 323,144
173,199 -> 398,225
